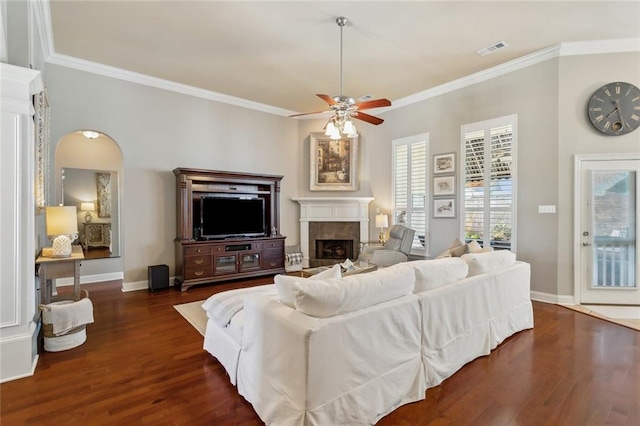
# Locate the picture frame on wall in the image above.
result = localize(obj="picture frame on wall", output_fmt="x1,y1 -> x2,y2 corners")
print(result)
433,152 -> 455,174
309,132 -> 358,191
433,175 -> 455,196
433,198 -> 456,218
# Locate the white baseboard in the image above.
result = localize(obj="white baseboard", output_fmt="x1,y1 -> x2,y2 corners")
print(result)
122,276 -> 177,293
55,272 -> 124,287
55,272 -> 177,293
530,291 -> 575,305
0,323 -> 39,383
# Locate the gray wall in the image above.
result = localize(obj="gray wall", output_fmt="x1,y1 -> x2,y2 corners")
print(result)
45,64 -> 300,282
556,52 -> 640,297
4,0 -> 639,299
20,12 -> 638,296
364,58 -> 561,296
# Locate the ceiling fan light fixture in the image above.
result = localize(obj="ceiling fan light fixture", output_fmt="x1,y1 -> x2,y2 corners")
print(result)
329,127 -> 341,140
325,121 -> 337,136
290,17 -> 390,128
343,119 -> 356,135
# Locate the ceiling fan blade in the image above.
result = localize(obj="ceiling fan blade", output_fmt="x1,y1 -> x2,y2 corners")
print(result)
316,94 -> 337,105
355,98 -> 391,110
289,110 -> 328,118
353,111 -> 384,125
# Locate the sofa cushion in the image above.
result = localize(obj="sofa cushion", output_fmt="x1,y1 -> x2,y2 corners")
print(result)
274,264 -> 341,308
461,250 -> 516,276
407,258 -> 469,292
292,264 -> 415,318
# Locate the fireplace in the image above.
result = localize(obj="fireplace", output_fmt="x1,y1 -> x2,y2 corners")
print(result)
293,197 -> 374,268
316,240 -> 354,260
308,221 -> 360,267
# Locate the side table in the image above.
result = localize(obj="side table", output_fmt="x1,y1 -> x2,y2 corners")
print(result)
35,245 -> 84,304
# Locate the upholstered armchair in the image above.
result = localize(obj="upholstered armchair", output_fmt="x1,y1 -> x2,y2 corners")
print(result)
358,225 -> 416,267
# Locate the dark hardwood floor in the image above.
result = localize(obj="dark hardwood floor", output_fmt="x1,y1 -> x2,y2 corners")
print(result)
2,278 -> 638,425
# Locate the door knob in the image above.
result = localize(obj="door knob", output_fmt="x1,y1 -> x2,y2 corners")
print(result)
582,242 -> 591,246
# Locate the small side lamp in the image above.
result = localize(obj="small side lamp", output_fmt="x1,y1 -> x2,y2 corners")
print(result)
80,202 -> 96,223
45,206 -> 79,258
375,213 -> 389,244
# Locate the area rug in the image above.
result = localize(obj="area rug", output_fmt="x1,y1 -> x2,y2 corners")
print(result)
174,300 -> 207,336
562,304 -> 640,332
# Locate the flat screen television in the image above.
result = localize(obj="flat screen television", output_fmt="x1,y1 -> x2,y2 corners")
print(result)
200,197 -> 266,239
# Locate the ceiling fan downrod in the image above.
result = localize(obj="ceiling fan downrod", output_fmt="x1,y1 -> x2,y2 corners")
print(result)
336,16 -> 347,98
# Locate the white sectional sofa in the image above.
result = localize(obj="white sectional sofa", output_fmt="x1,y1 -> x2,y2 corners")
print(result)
202,251 -> 533,425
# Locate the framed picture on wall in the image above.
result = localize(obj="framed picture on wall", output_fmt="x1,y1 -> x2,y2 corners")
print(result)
309,132 -> 359,191
433,198 -> 456,218
433,152 -> 455,174
433,175 -> 455,196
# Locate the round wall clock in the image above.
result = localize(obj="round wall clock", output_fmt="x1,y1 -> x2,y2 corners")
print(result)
587,81 -> 640,136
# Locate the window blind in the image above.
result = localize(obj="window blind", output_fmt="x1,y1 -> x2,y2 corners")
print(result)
393,135 -> 428,253
462,116 -> 516,250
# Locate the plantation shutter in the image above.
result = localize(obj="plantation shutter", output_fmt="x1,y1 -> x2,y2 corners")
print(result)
462,116 -> 516,251
393,134 -> 429,254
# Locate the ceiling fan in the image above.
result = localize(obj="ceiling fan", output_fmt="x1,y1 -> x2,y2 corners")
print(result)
290,17 -> 391,139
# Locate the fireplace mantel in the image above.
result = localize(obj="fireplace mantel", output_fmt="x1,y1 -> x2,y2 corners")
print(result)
292,197 -> 374,267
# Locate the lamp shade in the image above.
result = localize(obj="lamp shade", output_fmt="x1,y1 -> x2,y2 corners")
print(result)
46,206 -> 79,236
80,202 -> 95,211
375,214 -> 388,229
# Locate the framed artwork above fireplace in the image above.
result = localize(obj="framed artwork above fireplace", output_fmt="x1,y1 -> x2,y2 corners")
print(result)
309,133 -> 358,191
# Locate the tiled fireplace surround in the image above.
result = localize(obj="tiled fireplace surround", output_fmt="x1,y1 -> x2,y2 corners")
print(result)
292,197 -> 374,268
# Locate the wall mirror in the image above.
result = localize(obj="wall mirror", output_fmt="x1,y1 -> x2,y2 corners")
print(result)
62,168 -> 120,259
55,130 -> 123,262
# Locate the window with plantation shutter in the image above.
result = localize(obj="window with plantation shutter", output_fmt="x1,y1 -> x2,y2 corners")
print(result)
461,115 -> 517,252
392,133 -> 429,255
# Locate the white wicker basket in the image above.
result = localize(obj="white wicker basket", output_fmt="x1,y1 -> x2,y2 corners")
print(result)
39,289 -> 89,352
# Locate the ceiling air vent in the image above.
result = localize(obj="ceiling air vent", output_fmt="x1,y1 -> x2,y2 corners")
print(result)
476,41 -> 508,56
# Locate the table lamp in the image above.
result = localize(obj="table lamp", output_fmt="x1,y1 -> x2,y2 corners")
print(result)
375,213 -> 388,243
46,206 -> 79,258
80,202 -> 96,223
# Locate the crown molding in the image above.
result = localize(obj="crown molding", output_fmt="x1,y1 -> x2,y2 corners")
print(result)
389,38 -> 639,111
560,38 -> 640,56
31,0 -> 54,59
34,0 -> 639,117
390,44 -> 561,110
46,53 -> 297,117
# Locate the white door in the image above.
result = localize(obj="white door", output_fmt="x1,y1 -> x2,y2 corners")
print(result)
576,156 -> 640,305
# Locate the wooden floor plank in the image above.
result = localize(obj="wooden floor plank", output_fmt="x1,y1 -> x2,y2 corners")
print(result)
1,279 -> 638,425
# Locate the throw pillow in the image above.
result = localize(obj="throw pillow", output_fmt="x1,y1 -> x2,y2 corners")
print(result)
467,240 -> 493,253
274,264 -> 341,308
292,264 -> 415,318
461,250 -> 516,276
407,258 -> 469,292
436,237 -> 468,258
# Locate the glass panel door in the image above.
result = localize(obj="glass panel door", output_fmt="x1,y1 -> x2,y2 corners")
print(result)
591,171 -> 637,288
578,157 -> 639,305
240,253 -> 260,271
214,255 -> 237,275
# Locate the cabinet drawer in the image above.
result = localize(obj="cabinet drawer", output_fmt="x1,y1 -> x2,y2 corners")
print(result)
184,265 -> 213,280
184,246 -> 212,256
185,255 -> 212,268
264,239 -> 284,249
262,249 -> 284,269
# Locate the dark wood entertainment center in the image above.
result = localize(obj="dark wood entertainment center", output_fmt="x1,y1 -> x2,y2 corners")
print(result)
173,168 -> 285,291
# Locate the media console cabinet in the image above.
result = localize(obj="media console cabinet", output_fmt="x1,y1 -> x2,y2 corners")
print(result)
173,168 -> 285,291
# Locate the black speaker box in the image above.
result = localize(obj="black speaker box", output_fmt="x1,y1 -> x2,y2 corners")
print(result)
148,264 -> 170,292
